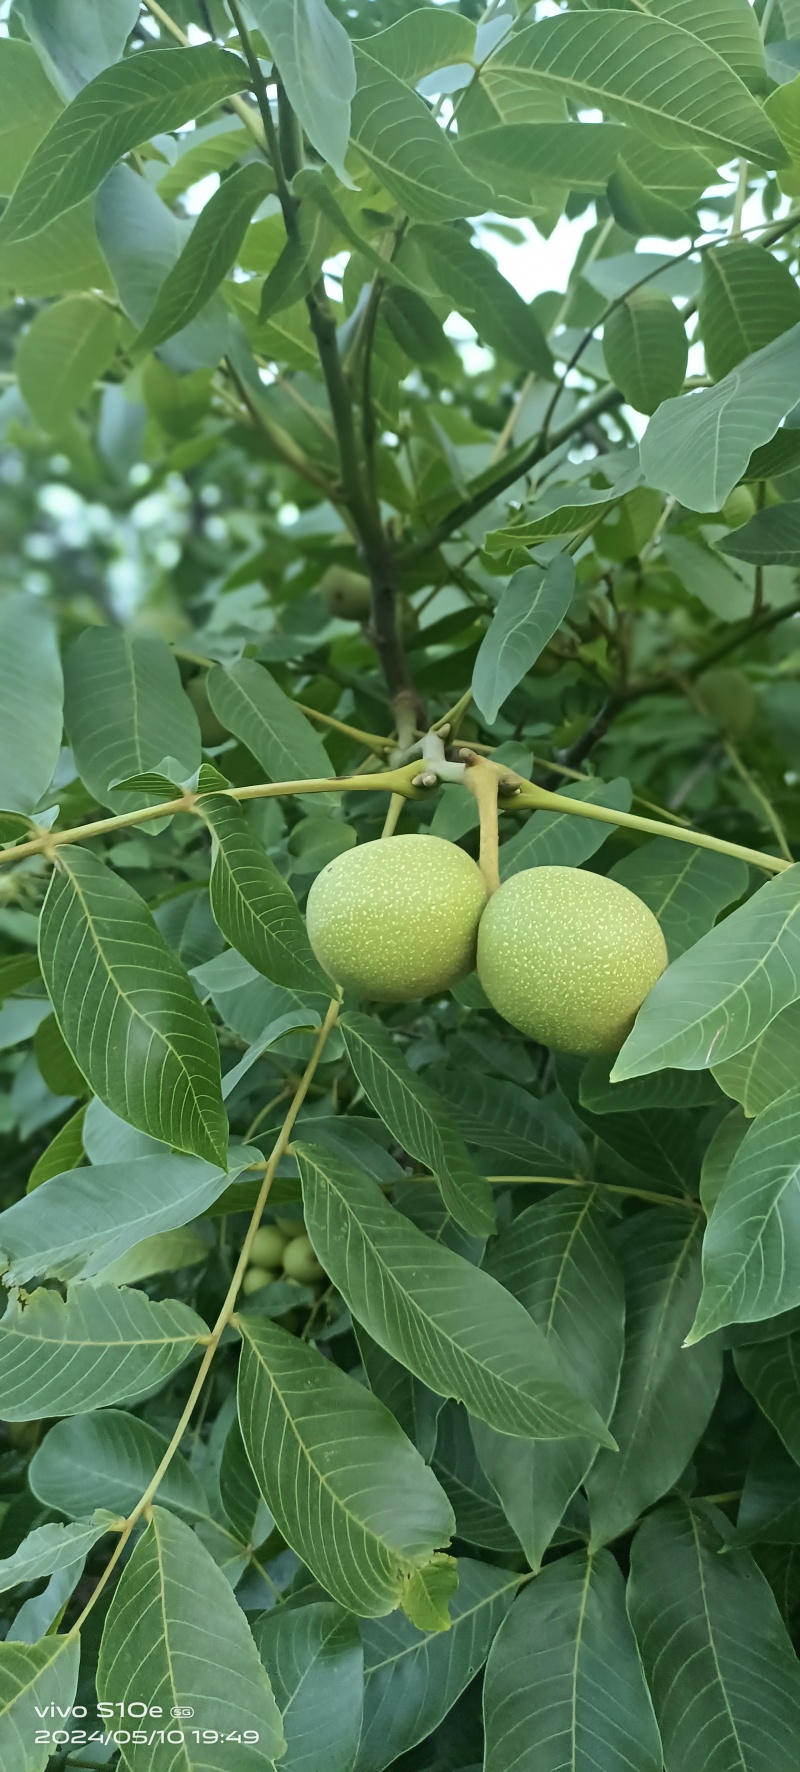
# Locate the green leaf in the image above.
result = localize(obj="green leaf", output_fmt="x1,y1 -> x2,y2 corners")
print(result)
29,1408 -> 208,1522
580,1054 -> 721,1114
0,1515 -> 113,1594
699,242 -> 800,382
640,321 -> 800,510
499,777 -> 633,879
0,1635 -> 79,1772
635,0 -> 767,90
585,1212 -> 722,1544
248,0 -> 356,186
0,594 -> 63,816
357,9 -> 476,85
402,1554 -> 459,1633
611,837 -> 749,961
613,865 -> 800,1081
15,0 -> 140,99
472,1193 -> 624,1569
0,39 -> 62,196
27,1103 -> 86,1191
0,1148 -> 250,1284
135,162 -> 273,353
350,50 -> 491,223
340,1011 -> 495,1237
714,1000 -> 800,1116
472,556 -> 575,726
603,288 -> 688,415
719,501 -> 800,566
629,1500 -> 800,1770
483,1549 -> 662,1772
237,1315 -> 455,1618
481,12 -> 781,163
201,792 -> 330,995
298,1143 -> 613,1444
0,1283 -> 206,1420
689,1089 -> 800,1338
431,1402 -> 520,1552
0,45 -> 249,246
356,1559 -> 517,1772
411,224 -> 553,375
43,850 -> 225,1161
97,1506 -> 285,1769
432,1069 -> 589,1177
97,162 -> 229,370
207,660 -> 335,801
17,292 -> 118,432
63,627 -> 201,819
457,122 -> 628,200
253,1601 -> 363,1772
766,73 -> 800,188
735,1335 -> 800,1465
356,1324 -> 442,1463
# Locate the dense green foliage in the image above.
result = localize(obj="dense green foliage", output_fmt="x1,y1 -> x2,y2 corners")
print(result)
5,1 -> 800,1768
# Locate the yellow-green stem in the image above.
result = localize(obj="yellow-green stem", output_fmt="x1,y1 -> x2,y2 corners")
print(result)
502,777 -> 791,874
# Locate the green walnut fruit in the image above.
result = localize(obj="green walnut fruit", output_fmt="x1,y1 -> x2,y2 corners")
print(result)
242,1265 -> 277,1296
721,485 -> 757,527
250,1226 -> 289,1267
320,565 -> 372,621
306,834 -> 487,1003
477,865 -> 668,1055
695,667 -> 757,738
282,1234 -> 324,1283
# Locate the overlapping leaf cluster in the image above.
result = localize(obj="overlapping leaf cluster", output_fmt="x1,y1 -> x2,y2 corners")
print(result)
4,2 -> 800,1769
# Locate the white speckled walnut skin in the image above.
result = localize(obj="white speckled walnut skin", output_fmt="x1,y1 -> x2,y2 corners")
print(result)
306,835 -> 487,1003
477,865 -> 668,1055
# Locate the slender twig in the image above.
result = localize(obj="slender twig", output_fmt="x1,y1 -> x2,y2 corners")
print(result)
382,793 -> 405,837
68,999 -> 341,1637
463,756 -> 501,894
485,1176 -> 700,1211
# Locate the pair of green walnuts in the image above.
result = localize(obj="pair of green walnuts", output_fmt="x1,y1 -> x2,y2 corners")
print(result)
306,835 -> 668,1056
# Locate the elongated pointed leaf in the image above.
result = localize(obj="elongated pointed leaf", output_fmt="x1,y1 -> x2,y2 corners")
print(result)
603,288 -> 688,415
97,1506 -> 285,1769
719,500 -> 800,566
0,595 -> 63,816
611,838 -> 749,961
636,0 -> 767,89
63,628 -> 201,819
585,1212 -> 722,1544
253,1602 -> 363,1772
298,1143 -> 613,1444
0,1147 -> 252,1284
17,293 -> 118,431
351,49 -> 491,223
431,1068 -> 589,1176
356,1559 -> 517,1772
614,865 -> 800,1080
0,45 -> 250,245
206,660 -> 335,800
412,225 -> 553,375
237,1316 -> 455,1618
0,1284 -> 206,1420
39,846 -> 227,1164
735,1334 -> 800,1465
358,8 -> 476,84
29,1409 -> 208,1522
341,1013 -> 494,1235
629,1501 -> 800,1771
640,322 -> 800,510
472,556 -> 575,725
248,0 -> 356,186
136,162 -> 273,352
0,38 -> 62,196
483,1550 -> 662,1772
699,241 -> 800,382
472,1194 -> 624,1569
202,793 -> 330,994
689,1090 -> 800,1338
0,1634 -> 79,1772
481,13 -> 782,163
432,1403 -> 520,1552
0,1516 -> 113,1594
